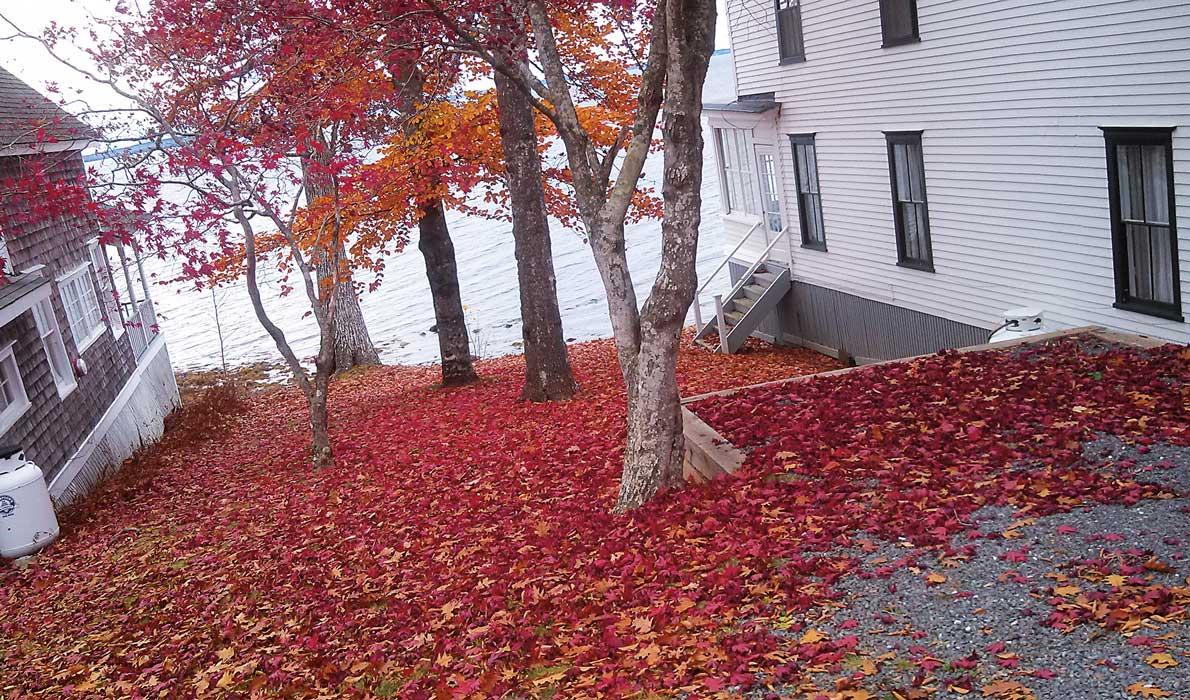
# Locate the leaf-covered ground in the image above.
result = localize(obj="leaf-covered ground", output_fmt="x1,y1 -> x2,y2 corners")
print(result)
1,334 -> 1185,699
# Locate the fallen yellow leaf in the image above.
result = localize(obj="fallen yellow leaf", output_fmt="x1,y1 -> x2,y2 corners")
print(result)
1126,682 -> 1171,698
1146,652 -> 1179,669
800,628 -> 826,644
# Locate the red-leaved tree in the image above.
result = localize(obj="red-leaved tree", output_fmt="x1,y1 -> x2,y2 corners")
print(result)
430,0 -> 717,510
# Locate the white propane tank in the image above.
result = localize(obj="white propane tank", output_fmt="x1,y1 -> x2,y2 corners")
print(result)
0,446 -> 60,559
989,307 -> 1049,344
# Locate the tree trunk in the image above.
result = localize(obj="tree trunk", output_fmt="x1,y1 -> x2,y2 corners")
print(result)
315,257 -> 380,374
494,70 -> 576,402
308,368 -> 334,468
302,149 -> 381,375
418,199 -> 478,386
615,0 -> 716,511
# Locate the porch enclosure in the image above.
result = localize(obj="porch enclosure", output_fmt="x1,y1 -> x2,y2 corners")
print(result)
90,237 -> 160,362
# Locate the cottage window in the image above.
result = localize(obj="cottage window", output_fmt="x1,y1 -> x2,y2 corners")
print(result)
58,264 -> 105,352
776,0 -> 805,63
879,0 -> 920,47
32,298 -> 76,399
0,341 -> 30,434
715,128 -> 759,216
886,131 -> 933,271
790,135 -> 826,250
1103,128 -> 1182,321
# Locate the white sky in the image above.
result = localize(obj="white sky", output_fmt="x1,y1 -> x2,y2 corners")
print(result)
1,0 -> 735,113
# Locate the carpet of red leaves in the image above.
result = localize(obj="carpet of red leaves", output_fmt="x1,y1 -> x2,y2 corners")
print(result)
1,336 -> 1184,699
0,335 -> 839,698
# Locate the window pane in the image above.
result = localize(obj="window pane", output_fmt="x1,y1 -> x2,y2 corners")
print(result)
1126,223 -> 1154,301
914,204 -> 929,258
808,195 -> 824,242
1142,145 -> 1169,225
901,203 -> 920,259
804,145 -> 820,193
893,144 -> 911,203
1150,225 -> 1175,304
908,143 -> 925,201
1117,145 -> 1143,222
795,145 -> 810,194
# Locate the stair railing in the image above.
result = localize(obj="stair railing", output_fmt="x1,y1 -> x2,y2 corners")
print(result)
693,220 -> 764,333
694,224 -> 789,338
725,226 -> 788,309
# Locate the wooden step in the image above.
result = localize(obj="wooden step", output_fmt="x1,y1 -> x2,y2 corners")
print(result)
725,310 -> 746,326
733,296 -> 756,312
751,271 -> 777,286
741,284 -> 767,300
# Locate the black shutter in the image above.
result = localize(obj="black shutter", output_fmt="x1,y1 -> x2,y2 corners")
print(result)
879,0 -> 920,47
776,1 -> 805,63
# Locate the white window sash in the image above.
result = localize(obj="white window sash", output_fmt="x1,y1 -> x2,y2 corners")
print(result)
32,299 -> 76,399
0,341 -> 31,435
57,264 -> 105,353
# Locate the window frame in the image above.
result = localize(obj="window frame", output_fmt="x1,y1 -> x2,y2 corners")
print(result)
1102,127 -> 1183,322
790,134 -> 827,251
885,131 -> 935,272
32,298 -> 76,399
0,340 -> 31,435
879,0 -> 921,48
755,146 -> 785,239
775,0 -> 806,65
57,262 -> 106,353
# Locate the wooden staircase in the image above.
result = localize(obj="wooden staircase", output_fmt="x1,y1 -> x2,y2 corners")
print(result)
694,263 -> 791,353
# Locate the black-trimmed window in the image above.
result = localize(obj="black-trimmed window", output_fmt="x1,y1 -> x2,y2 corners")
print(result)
886,131 -> 933,271
1103,127 -> 1183,321
879,0 -> 920,47
790,134 -> 826,250
776,1 -> 805,64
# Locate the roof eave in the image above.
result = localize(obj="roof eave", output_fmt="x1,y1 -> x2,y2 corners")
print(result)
0,138 -> 92,159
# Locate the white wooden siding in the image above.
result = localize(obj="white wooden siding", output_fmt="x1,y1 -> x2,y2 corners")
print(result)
719,0 -> 1190,342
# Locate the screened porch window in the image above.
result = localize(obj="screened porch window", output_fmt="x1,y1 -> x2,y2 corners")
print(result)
791,134 -> 826,250
715,128 -> 758,216
776,0 -> 805,63
1103,128 -> 1182,321
88,239 -> 124,338
886,131 -> 933,271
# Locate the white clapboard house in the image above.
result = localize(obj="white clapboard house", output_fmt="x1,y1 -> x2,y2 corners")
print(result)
696,0 -> 1189,360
